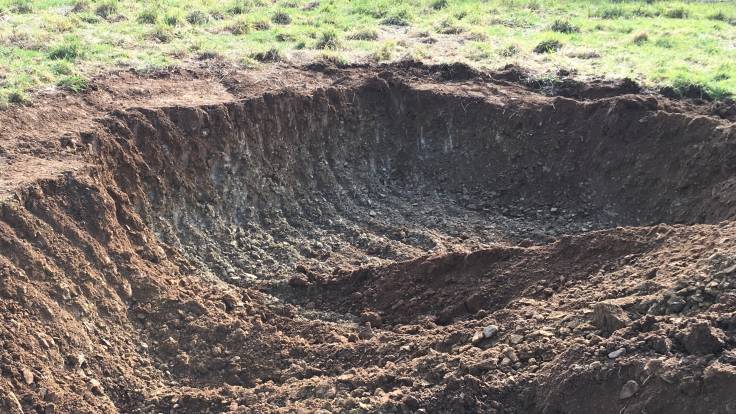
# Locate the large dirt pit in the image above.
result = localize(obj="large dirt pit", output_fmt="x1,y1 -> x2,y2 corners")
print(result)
1,64 -> 736,414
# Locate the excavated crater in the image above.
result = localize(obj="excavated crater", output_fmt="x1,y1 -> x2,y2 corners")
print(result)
1,66 -> 736,414
93,74 -> 736,282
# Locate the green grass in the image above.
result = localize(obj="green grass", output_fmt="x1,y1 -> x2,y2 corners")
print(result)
0,0 -> 735,105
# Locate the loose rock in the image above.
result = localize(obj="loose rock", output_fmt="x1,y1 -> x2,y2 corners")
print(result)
682,322 -> 725,355
592,302 -> 630,335
608,348 -> 626,359
619,380 -> 639,399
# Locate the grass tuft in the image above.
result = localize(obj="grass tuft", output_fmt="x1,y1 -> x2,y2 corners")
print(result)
316,29 -> 340,49
57,75 -> 89,93
251,47 -> 282,62
186,10 -> 210,25
372,41 -> 396,61
94,1 -> 118,19
499,44 -> 520,57
137,9 -> 158,24
271,11 -> 292,24
7,89 -> 31,105
225,18 -> 250,35
664,7 -> 688,19
48,36 -> 84,60
550,20 -> 579,34
631,31 -> 648,45
348,27 -> 379,41
533,39 -> 562,54
10,0 -> 32,14
382,9 -> 412,26
431,0 -> 449,10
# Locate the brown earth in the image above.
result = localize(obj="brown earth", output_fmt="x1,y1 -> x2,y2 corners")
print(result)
1,62 -> 736,414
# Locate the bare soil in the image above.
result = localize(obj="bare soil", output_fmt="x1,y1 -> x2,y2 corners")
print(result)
1,62 -> 736,414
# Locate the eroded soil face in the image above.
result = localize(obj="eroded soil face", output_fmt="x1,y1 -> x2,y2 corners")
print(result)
1,64 -> 736,414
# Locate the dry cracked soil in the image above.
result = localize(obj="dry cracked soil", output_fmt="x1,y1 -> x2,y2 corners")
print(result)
1,62 -> 736,414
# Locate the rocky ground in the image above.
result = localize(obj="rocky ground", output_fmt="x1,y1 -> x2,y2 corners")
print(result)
0,62 -> 735,413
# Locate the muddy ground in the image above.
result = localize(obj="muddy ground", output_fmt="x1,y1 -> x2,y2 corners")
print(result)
1,62 -> 736,414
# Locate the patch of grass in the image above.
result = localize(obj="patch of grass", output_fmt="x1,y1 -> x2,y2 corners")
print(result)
382,8 -> 412,26
655,37 -> 674,49
163,13 -> 181,26
708,11 -> 733,23
631,31 -> 648,45
57,75 -> 89,93
137,9 -> 158,24
550,20 -> 579,34
251,18 -> 271,31
348,27 -> 379,41
435,18 -> 465,35
48,36 -> 84,60
319,51 -> 348,67
534,39 -> 562,54
593,6 -> 627,20
9,0 -> 32,14
670,76 -> 729,100
148,25 -> 174,42
431,0 -> 449,10
225,17 -> 250,35
271,10 -> 291,24
6,89 -> 31,105
499,44 -> 520,57
251,47 -> 282,62
186,10 -> 210,25
372,41 -> 395,61
664,7 -> 688,19
94,1 -> 118,19
316,29 -> 340,49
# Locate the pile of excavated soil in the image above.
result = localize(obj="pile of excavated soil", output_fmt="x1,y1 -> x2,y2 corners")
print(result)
1,62 -> 735,414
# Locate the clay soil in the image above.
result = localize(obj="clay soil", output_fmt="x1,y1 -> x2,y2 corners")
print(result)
1,62 -> 736,414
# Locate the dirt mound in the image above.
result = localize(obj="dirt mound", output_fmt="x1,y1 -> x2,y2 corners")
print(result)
1,63 -> 735,413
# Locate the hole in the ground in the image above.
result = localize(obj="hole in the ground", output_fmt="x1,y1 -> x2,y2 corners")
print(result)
7,68 -> 734,413
100,75 -> 731,289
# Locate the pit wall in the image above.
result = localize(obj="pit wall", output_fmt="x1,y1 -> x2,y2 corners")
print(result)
91,78 -> 735,267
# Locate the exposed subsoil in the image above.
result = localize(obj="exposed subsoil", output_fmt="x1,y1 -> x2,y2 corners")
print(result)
1,62 -> 736,414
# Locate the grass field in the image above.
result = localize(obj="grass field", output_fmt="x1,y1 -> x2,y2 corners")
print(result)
0,0 -> 735,106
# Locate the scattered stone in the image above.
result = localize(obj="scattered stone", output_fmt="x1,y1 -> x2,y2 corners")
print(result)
288,275 -> 309,287
608,348 -> 626,359
645,335 -> 671,354
682,322 -> 725,355
619,380 -> 639,399
471,331 -> 485,345
402,395 -> 419,410
359,311 -> 382,328
22,367 -> 34,384
358,323 -> 374,340
67,353 -> 86,369
666,296 -> 686,313
508,334 -> 524,345
88,378 -> 104,395
483,325 -> 499,339
464,293 -> 484,314
592,302 -> 630,335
